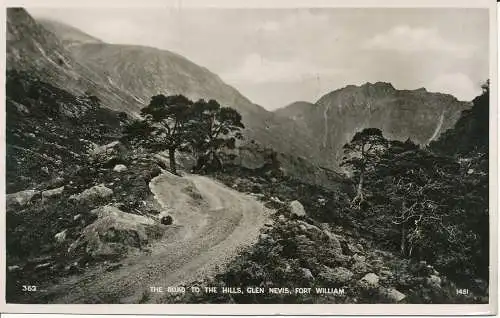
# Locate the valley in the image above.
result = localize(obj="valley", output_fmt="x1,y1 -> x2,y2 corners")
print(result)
4,7 -> 491,306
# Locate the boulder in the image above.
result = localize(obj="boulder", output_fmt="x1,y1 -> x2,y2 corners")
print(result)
68,205 -> 164,258
42,186 -> 65,200
301,268 -> 314,281
426,275 -> 442,288
289,200 -> 306,217
8,265 -> 21,272
353,254 -> 366,263
54,229 -> 68,243
383,288 -> 406,303
318,266 -> 353,284
113,164 -> 128,172
69,184 -> 113,206
270,196 -> 285,204
359,273 -> 380,288
347,243 -> 363,255
6,189 -> 40,210
90,141 -> 122,158
351,260 -> 369,274
160,215 -> 173,225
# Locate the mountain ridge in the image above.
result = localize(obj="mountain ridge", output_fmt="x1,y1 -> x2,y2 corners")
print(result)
276,81 -> 471,167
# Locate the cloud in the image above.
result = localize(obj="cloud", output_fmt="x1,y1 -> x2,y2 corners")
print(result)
254,10 -> 331,34
364,25 -> 476,58
427,72 -> 481,101
220,53 -> 343,84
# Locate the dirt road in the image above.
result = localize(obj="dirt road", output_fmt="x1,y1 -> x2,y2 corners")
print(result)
40,172 -> 271,303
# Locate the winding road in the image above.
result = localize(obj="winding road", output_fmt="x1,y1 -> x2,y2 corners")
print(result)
39,172 -> 271,304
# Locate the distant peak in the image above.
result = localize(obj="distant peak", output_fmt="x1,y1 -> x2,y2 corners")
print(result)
414,87 -> 427,93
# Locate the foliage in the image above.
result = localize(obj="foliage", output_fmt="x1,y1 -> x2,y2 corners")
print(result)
341,128 -> 388,207
123,94 -> 244,174
189,99 -> 245,172
340,85 -> 489,286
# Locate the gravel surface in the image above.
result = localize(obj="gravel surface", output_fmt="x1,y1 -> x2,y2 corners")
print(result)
39,172 -> 271,303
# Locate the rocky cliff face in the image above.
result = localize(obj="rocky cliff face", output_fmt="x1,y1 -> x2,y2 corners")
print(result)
276,82 -> 472,168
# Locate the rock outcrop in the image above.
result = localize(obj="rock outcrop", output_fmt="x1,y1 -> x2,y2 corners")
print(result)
68,205 -> 164,258
289,200 -> 306,218
68,184 -> 113,207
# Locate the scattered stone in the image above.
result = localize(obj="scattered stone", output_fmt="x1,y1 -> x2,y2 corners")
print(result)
347,243 -> 362,254
301,268 -> 314,280
106,263 -> 123,272
426,275 -> 442,288
249,193 -> 265,198
160,215 -> 173,225
270,196 -> 284,204
54,229 -> 68,243
353,254 -> 366,263
384,288 -> 406,302
11,101 -> 29,114
41,167 -> 50,175
6,189 -> 40,210
289,200 -> 306,217
42,186 -> 65,200
359,273 -> 379,288
90,141 -> 123,158
34,262 -> 52,271
8,265 -> 21,272
69,184 -> 113,206
113,164 -> 128,172
351,260 -> 369,274
318,266 -> 353,284
73,214 -> 82,221
278,214 -> 286,222
355,243 -> 364,253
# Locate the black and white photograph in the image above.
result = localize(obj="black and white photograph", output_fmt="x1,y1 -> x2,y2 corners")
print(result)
1,0 -> 497,314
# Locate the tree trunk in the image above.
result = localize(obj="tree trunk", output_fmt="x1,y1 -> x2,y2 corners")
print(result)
352,172 -> 364,206
212,151 -> 223,171
168,148 -> 177,175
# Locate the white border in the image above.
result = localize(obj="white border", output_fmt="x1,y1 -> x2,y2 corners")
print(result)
0,0 -> 497,315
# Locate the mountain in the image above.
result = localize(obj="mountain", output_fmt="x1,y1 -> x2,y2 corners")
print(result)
275,101 -> 315,120
7,8 -> 142,114
38,18 -> 103,48
430,85 -> 489,156
8,8 -> 340,190
276,82 -> 472,167
16,9 -> 318,167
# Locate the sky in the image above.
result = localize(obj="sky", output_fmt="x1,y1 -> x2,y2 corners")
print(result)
28,7 -> 490,110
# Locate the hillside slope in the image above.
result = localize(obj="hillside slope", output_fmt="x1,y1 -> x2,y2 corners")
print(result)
33,15 -> 318,166
38,18 -> 103,48
7,8 -> 141,114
